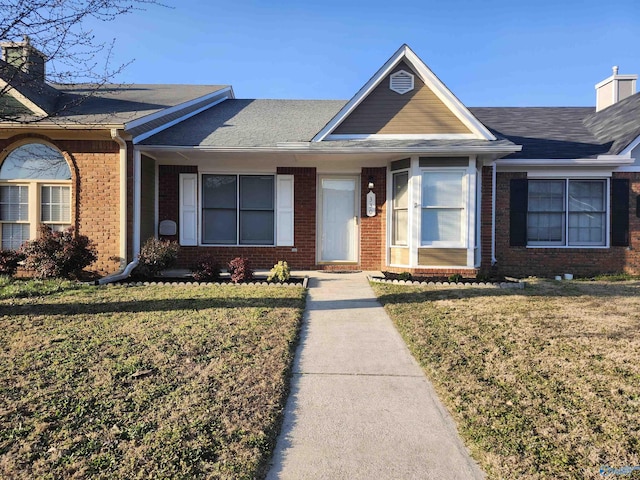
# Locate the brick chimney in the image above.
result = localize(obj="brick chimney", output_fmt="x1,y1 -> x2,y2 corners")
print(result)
0,36 -> 46,80
595,66 -> 637,112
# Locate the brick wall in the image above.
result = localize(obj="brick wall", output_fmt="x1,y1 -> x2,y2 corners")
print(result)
158,165 -> 318,269
360,167 -> 386,270
0,135 -> 122,274
488,170 -> 640,277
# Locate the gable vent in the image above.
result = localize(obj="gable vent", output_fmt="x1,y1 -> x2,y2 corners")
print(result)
389,70 -> 414,94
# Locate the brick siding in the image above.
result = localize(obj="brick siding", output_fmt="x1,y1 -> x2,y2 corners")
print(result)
158,166 -> 318,269
486,169 -> 640,277
0,135 -> 122,274
360,167 -> 387,270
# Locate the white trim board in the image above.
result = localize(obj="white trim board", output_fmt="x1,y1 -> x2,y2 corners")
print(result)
311,44 -> 496,142
132,96 -> 231,144
325,133 -> 478,140
619,134 -> 640,157
126,86 -> 233,131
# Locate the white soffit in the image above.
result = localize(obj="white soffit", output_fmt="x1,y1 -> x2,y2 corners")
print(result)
312,44 -> 496,142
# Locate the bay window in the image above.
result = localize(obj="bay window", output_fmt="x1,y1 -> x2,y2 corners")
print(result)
392,171 -> 408,245
421,170 -> 465,245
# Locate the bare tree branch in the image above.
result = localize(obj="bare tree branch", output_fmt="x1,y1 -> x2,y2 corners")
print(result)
0,0 -> 166,123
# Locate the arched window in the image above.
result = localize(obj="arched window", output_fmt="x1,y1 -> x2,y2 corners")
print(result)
0,143 -> 72,250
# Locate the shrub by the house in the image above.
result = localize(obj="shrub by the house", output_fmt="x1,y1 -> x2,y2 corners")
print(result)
135,238 -> 180,278
21,226 -> 97,279
192,255 -> 221,281
228,257 -> 253,283
267,260 -> 290,283
0,250 -> 25,276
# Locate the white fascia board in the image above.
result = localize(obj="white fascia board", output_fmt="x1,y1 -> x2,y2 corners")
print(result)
139,144 -> 521,155
619,134 -> 640,156
132,95 -> 230,144
495,157 -> 634,168
312,45 -> 495,142
325,133 -> 478,140
126,86 -> 233,131
0,121 -> 125,130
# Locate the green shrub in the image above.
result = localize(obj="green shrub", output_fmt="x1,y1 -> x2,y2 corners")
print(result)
397,272 -> 412,281
228,257 -> 253,283
192,255 -> 221,281
0,250 -> 25,276
448,273 -> 463,283
135,238 -> 180,278
21,226 -> 97,279
267,261 -> 290,283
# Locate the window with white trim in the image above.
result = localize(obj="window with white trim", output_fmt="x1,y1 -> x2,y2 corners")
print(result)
527,179 -> 606,246
421,171 -> 465,245
202,174 -> 275,245
0,143 -> 72,250
392,171 -> 409,246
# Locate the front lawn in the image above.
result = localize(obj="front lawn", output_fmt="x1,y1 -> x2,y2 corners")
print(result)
373,279 -> 640,480
0,279 -> 306,479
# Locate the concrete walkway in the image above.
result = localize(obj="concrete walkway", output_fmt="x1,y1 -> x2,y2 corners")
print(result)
266,271 -> 485,480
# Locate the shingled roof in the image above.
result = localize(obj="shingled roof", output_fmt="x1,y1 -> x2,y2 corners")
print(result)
470,107 -> 611,159
583,92 -> 640,154
141,98 -> 636,159
0,75 -> 229,126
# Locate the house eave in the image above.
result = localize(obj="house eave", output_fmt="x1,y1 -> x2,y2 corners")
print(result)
137,143 -> 522,155
495,157 -> 634,168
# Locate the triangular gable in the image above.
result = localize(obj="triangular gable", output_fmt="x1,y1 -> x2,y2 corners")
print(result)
0,59 -> 60,119
312,45 -> 495,142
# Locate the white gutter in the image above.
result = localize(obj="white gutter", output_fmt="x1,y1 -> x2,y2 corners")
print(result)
491,161 -> 497,265
494,157 -> 634,167
138,144 -> 522,155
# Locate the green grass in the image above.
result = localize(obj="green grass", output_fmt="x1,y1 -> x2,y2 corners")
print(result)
373,279 -> 640,480
0,279 -> 306,479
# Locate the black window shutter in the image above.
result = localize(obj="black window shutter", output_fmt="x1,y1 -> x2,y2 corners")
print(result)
611,178 -> 629,247
510,178 -> 528,247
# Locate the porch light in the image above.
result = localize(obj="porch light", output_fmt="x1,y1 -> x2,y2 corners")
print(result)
368,176 -> 375,190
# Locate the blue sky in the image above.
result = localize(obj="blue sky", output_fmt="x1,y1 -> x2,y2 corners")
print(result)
85,0 -> 639,106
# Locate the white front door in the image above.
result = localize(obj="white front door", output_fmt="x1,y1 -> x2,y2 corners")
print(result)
319,176 -> 358,262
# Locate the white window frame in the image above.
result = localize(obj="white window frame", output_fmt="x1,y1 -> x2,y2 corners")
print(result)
391,169 -> 410,247
419,168 -> 468,248
196,171 -> 295,248
0,142 -> 72,250
0,179 -> 72,249
526,178 -> 610,248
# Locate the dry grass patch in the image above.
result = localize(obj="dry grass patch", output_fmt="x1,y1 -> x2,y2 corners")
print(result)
0,280 -> 306,479
373,279 -> 640,480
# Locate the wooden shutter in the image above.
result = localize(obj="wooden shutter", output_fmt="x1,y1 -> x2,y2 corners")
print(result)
276,175 -> 294,246
509,178 -> 528,247
179,173 -> 198,246
611,178 -> 629,247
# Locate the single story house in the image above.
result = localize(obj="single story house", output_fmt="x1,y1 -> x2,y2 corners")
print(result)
1,42 -> 639,277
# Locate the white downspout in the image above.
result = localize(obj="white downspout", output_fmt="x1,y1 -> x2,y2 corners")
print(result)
133,148 -> 142,257
491,161 -> 497,265
101,130 -> 139,284
111,128 -> 128,265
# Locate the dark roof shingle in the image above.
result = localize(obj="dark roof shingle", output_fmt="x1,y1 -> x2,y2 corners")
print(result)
583,92 -> 640,154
